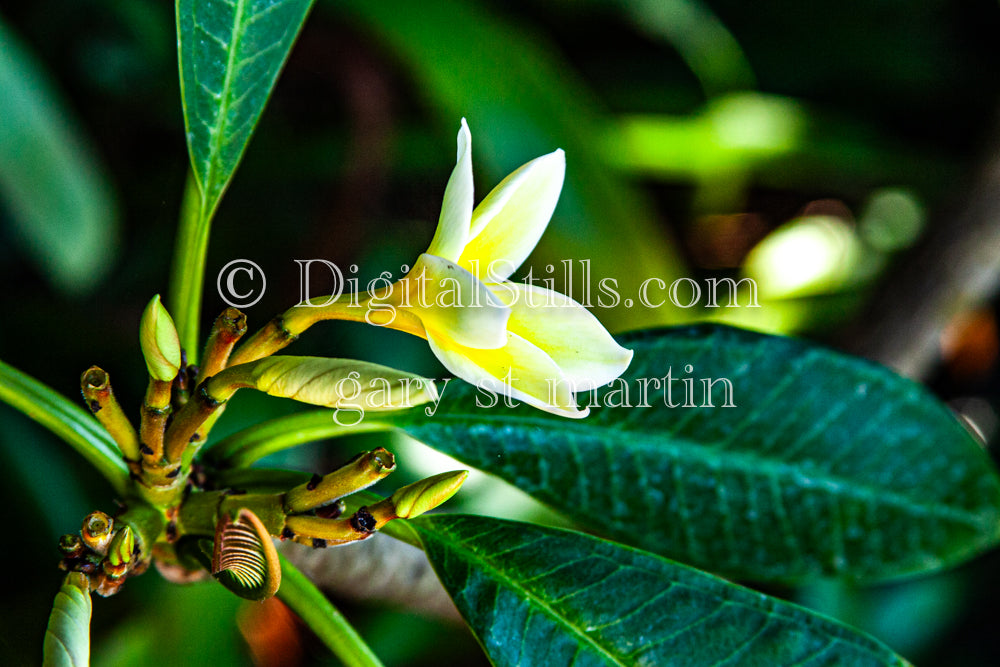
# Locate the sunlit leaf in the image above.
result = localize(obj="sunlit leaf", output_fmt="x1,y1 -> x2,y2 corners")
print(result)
0,17 -> 118,294
414,514 -> 910,666
389,325 -> 1000,582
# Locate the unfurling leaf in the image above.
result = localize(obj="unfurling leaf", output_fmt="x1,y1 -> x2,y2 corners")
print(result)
213,509 -> 281,601
43,572 -> 91,667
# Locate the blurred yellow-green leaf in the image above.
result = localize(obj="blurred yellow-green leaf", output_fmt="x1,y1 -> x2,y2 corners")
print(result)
0,14 -> 118,294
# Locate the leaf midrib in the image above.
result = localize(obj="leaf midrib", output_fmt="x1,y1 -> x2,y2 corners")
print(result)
397,412 -> 995,531
419,523 -> 630,667
201,0 -> 250,211
418,519 -> 904,666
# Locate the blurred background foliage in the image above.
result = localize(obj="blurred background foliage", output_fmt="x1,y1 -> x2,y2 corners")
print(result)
2,0 -> 1000,664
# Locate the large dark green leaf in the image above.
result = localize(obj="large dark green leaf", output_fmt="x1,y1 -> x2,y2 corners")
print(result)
0,17 -> 118,294
390,325 -> 1000,582
43,572 -> 91,667
0,359 -> 128,494
413,514 -> 909,667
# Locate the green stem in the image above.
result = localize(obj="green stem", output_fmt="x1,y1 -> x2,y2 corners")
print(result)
0,359 -> 129,495
347,490 -> 424,550
168,171 -> 209,363
277,554 -> 386,667
204,410 -> 395,468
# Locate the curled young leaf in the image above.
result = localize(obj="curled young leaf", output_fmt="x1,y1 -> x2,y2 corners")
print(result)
212,508 -> 281,601
43,572 -> 91,667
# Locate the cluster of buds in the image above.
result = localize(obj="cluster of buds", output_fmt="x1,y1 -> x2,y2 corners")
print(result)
81,296 -> 439,509
58,511 -> 146,597
278,449 -> 466,548
70,293 -> 455,600
162,448 -> 466,601
81,297 -> 249,504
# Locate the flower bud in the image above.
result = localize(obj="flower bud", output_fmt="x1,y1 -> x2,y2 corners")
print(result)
390,470 -> 469,519
210,356 -> 439,410
140,294 -> 182,382
106,525 -> 135,568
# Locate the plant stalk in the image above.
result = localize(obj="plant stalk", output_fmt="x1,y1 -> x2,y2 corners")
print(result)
277,554 -> 386,667
80,367 -> 141,467
168,172 -> 209,363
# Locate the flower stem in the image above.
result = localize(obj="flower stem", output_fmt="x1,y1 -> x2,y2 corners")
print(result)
277,554 -> 386,667
139,380 -> 172,465
80,367 -> 141,467
164,383 -> 230,464
229,296 -> 425,367
0,359 -> 129,494
200,307 -> 247,379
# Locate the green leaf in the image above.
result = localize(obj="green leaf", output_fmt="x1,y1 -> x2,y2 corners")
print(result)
389,325 -> 1000,582
172,0 -> 315,356
412,514 -> 910,667
0,16 -> 118,294
43,572 -> 91,667
277,554 -> 386,667
0,359 -> 129,495
177,0 -> 314,220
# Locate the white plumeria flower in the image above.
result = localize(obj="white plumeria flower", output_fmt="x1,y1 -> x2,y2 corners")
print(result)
386,119 -> 633,418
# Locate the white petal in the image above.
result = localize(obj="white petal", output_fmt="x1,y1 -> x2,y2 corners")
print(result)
426,329 -> 587,419
459,149 -> 565,281
397,254 -> 509,350
426,119 -> 473,262
489,282 -> 633,391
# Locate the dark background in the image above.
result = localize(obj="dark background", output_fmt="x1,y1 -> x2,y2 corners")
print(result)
2,0 -> 1000,664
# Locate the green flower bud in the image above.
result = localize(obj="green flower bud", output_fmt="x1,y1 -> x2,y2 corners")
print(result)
140,294 -> 182,382
106,525 -> 135,568
390,470 -> 469,519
